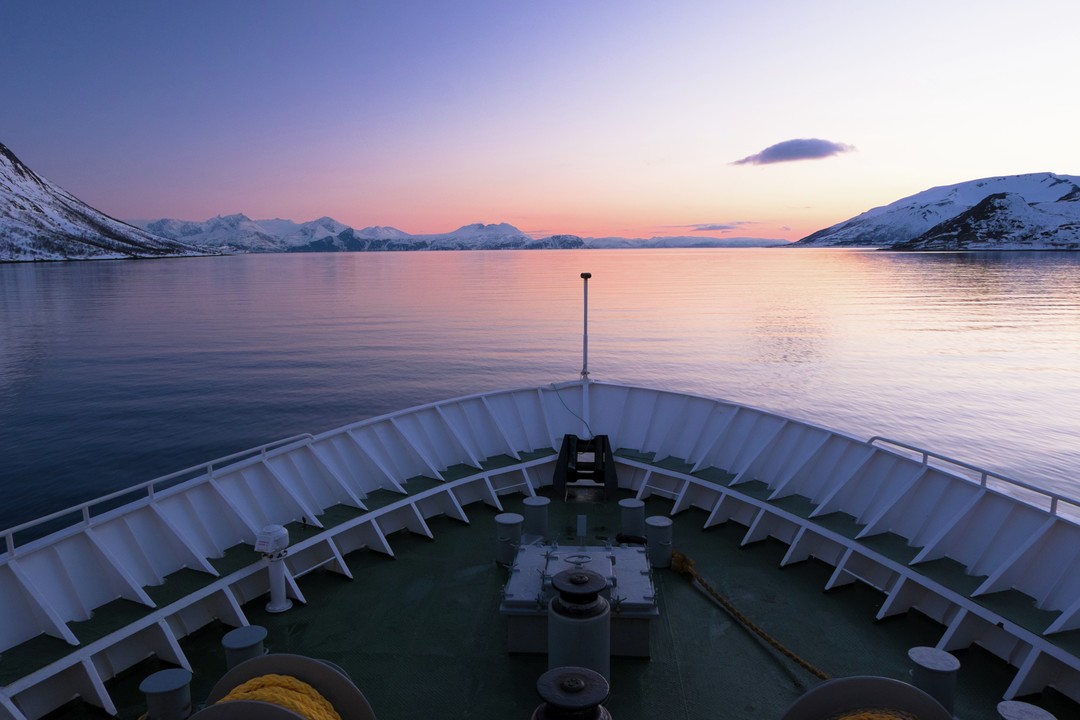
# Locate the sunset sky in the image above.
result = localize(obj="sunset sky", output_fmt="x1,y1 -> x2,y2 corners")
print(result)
2,0 -> 1078,241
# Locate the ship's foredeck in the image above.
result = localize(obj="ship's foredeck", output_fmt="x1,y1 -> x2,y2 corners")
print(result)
36,489 -> 1076,720
6,382 -> 1080,720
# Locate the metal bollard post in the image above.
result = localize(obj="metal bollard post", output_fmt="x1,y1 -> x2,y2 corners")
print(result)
645,516 -> 673,568
222,625 -> 268,670
997,700 -> 1057,720
618,498 -> 645,539
496,512 -> 524,566
139,668 -> 193,720
523,496 -> 551,542
907,646 -> 960,715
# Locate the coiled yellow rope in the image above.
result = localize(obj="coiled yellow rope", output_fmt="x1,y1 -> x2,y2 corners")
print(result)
832,711 -> 917,720
671,550 -> 832,682
218,673 -> 342,720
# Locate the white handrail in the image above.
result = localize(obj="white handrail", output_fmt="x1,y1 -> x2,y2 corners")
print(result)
867,435 -> 1078,516
2,434 -> 314,556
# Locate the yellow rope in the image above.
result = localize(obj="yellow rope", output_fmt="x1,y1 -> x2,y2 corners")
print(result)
218,673 -> 342,720
671,550 -> 832,682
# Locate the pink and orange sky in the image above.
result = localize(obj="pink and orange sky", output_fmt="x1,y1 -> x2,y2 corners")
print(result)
3,1 -> 1078,242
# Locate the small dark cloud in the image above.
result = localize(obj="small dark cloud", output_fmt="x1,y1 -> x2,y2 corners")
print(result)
781,225 -> 792,232
733,138 -> 855,166
666,221 -> 757,233
691,223 -> 739,232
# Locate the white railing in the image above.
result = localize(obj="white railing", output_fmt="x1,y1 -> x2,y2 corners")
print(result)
1,434 -> 314,557
868,435 -> 1079,517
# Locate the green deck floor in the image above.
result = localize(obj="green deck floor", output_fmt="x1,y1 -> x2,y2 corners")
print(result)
30,488 -> 1078,720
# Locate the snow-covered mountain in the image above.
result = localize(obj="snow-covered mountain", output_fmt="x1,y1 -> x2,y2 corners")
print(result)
288,222 -> 583,252
893,192 -> 1080,250
140,214 -> 359,252
793,173 -> 1080,249
143,214 -> 284,253
412,222 -> 533,249
0,142 -> 206,261
288,216 -> 351,245
143,216 -> 787,253
138,215 -> 415,252
356,225 -> 411,240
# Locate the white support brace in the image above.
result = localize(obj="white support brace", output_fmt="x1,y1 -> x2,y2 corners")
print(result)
1004,647 -> 1061,700
533,387 -> 558,452
824,548 -> 857,590
634,469 -> 655,500
481,477 -> 504,511
364,520 -> 395,557
322,537 -> 353,579
703,492 -> 734,529
730,420 -> 787,483
0,691 -> 28,720
76,658 -> 116,715
686,405 -> 725,471
7,560 -> 80,646
390,417 -> 446,482
936,608 -> 988,652
1045,593 -> 1080,634
148,503 -> 219,576
910,490 -> 986,564
670,479 -> 693,515
153,620 -> 192,671
690,407 -> 740,474
875,576 -> 924,620
972,517 -> 1054,597
780,527 -> 813,567
207,477 -> 261,537
809,449 -> 875,518
857,466 -> 928,538
349,430 -> 407,494
436,404 -> 484,468
260,460 -> 325,528
407,503 -> 434,539
303,446 -> 367,510
283,564 -> 307,605
481,396 -> 522,461
518,469 -> 537,497
767,432 -> 830,500
84,528 -> 156,607
212,587 -> 249,628
741,508 -> 773,546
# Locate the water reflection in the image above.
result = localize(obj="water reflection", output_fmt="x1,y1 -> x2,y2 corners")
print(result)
2,249 -> 1079,528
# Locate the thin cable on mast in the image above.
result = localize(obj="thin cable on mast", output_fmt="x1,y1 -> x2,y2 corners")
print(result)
580,272 -> 591,380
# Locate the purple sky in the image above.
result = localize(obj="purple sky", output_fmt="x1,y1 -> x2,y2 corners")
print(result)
3,1 -> 1078,240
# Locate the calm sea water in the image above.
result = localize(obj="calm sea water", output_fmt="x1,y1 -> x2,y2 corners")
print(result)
2,249 -> 1079,530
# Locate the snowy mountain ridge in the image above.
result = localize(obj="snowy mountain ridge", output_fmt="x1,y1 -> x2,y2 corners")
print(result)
139,216 -> 789,252
143,214 -> 283,253
893,191 -> 1080,251
21,141 -> 1075,259
0,139 -> 787,260
0,142 -> 207,261
794,173 -> 1080,249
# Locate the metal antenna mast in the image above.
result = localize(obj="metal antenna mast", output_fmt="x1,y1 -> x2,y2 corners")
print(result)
580,272 -> 591,380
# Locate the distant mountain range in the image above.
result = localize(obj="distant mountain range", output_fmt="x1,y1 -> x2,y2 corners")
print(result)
793,173 -> 1080,250
5,138 -> 1080,261
139,216 -> 568,252
136,215 -> 788,253
0,142 -> 206,261
0,141 -> 786,262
